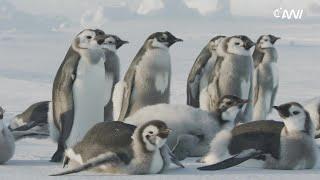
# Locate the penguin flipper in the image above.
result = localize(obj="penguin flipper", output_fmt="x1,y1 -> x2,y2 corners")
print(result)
187,47 -> 211,107
198,149 -> 263,171
118,68 -> 136,121
269,85 -> 278,113
252,48 -> 264,68
50,153 -> 120,176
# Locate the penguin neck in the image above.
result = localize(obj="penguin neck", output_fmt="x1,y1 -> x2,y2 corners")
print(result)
78,49 -> 105,64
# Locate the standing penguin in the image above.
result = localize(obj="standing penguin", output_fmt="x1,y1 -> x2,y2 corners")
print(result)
186,35 -> 226,109
252,35 -> 280,120
113,31 -> 182,121
51,29 -> 111,162
50,120 -> 179,176
0,106 -> 15,164
202,35 -> 255,122
198,102 -> 318,170
102,34 -> 129,121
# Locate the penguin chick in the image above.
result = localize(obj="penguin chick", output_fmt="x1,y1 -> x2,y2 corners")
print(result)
187,35 -> 226,108
50,120 -> 176,176
253,35 -> 280,120
198,102 -> 318,170
9,101 -> 50,140
0,106 -> 15,164
51,29 -> 109,162
125,95 -> 248,160
102,34 -> 129,121
304,97 -> 320,138
113,31 -> 183,121
203,35 -> 255,122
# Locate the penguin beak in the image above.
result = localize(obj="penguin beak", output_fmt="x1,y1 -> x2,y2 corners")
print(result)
244,40 -> 255,50
158,128 -> 171,138
273,105 -> 290,118
95,34 -> 108,45
174,38 -> 183,43
236,99 -> 249,108
116,40 -> 129,49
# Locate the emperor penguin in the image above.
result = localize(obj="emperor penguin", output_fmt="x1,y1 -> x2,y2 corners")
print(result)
102,34 -> 128,121
125,95 -> 248,160
253,35 -> 280,120
0,106 -> 15,164
8,101 -> 50,140
51,120 -> 180,176
51,29 -> 111,162
198,102 -> 318,170
304,97 -> 320,138
113,31 -> 183,121
202,35 -> 255,122
186,35 -> 226,109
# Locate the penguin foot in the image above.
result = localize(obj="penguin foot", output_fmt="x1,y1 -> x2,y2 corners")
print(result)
50,150 -> 64,162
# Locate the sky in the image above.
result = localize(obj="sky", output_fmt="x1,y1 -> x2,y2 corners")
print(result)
8,0 -> 320,21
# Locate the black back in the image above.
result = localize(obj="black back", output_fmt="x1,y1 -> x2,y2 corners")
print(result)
229,120 -> 284,159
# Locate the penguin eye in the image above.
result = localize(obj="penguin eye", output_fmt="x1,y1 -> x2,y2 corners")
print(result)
226,101 -> 233,106
108,41 -> 114,44
86,36 -> 92,39
235,42 -> 240,46
293,111 -> 300,115
264,39 -> 268,42
149,131 -> 153,134
159,37 -> 166,42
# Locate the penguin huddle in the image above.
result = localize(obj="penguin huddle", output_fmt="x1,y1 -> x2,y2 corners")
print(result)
2,29 -> 320,175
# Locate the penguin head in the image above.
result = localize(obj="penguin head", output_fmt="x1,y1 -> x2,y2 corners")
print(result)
257,35 -> 280,49
102,34 -> 129,52
208,35 -> 226,51
146,31 -> 183,49
226,35 -> 255,56
0,106 -> 4,120
218,95 -> 249,122
73,29 -> 107,51
139,120 -> 171,152
273,102 -> 312,133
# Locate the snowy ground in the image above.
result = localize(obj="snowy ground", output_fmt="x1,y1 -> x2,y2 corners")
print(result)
1,19 -> 320,179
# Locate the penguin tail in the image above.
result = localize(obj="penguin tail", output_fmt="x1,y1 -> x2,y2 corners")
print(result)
197,149 -> 263,171
50,153 -> 119,176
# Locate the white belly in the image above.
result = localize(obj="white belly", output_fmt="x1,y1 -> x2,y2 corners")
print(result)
155,72 -> 169,93
149,149 -> 164,174
67,58 -> 107,147
240,79 -> 250,98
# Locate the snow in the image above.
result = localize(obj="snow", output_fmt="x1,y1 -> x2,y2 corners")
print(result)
0,17 -> 320,179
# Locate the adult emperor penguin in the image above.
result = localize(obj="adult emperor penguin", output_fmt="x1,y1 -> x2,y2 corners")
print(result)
51,120 -> 180,176
304,97 -> 320,138
186,35 -> 226,109
125,95 -> 248,160
51,29 -> 111,162
202,35 -> 255,122
8,101 -> 50,140
102,34 -> 128,121
113,31 -> 183,121
252,35 -> 280,120
198,102 -> 318,170
0,106 -> 15,164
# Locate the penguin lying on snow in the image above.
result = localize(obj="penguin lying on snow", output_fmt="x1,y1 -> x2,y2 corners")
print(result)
125,95 -> 248,160
113,31 -> 182,121
187,35 -> 226,109
8,101 -> 50,140
0,106 -> 15,164
198,102 -> 318,170
51,120 -> 182,176
253,35 -> 280,120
